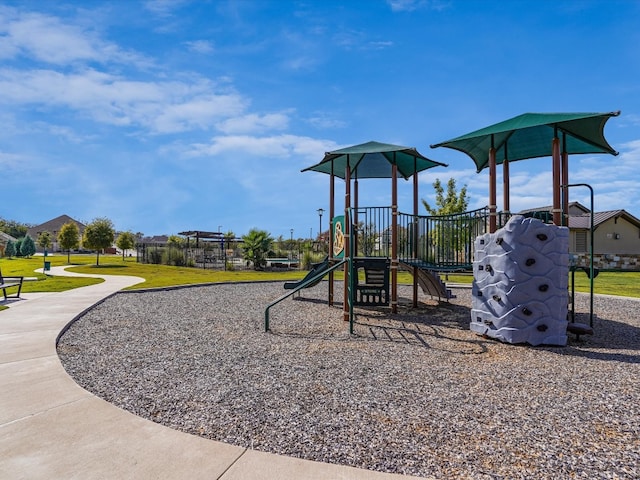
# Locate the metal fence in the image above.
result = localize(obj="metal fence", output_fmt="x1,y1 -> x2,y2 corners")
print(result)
353,206 -> 507,270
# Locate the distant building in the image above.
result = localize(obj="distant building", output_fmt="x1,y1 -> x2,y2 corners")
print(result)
26,214 -> 86,253
0,231 -> 17,256
520,202 -> 640,270
138,235 -> 169,245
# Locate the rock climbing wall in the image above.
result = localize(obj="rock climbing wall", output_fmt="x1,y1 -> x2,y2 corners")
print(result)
471,215 -> 569,346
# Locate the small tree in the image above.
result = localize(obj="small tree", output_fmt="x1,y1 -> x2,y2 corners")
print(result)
82,217 -> 115,266
14,237 -> 24,257
116,231 -> 136,260
167,235 -> 184,248
20,234 -> 36,258
422,178 -> 469,215
5,240 -> 16,258
357,221 -> 377,256
37,231 -> 53,253
422,178 -> 471,264
241,228 -> 273,270
58,222 -> 80,264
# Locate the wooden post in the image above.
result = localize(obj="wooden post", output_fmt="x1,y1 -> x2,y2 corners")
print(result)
328,168 -> 335,305
489,143 -> 497,233
353,176 -> 359,256
562,134 -> 569,226
503,154 -> 510,217
343,159 -> 351,322
412,164 -> 419,308
552,136 -> 561,226
391,161 -> 398,314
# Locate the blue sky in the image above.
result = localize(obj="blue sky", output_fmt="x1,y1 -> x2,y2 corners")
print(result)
2,0 -> 639,239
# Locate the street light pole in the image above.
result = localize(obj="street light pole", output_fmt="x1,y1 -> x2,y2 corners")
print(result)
289,229 -> 294,268
317,208 -> 324,242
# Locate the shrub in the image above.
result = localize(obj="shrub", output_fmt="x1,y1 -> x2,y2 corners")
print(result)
302,250 -> 315,270
20,234 -> 36,258
149,249 -> 163,264
5,240 -> 16,258
163,247 -> 186,267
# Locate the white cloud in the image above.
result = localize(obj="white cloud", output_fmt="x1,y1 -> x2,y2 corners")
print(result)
184,40 -> 214,54
0,68 -> 248,134
216,112 -> 290,135
308,114 -> 347,129
186,134 -> 338,162
368,41 -> 394,49
0,10 -> 149,67
151,94 -> 248,133
0,151 -> 24,169
387,0 -> 451,13
143,0 -> 189,17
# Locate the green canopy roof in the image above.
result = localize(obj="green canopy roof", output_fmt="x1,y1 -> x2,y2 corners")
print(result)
302,140 -> 447,180
431,112 -> 620,172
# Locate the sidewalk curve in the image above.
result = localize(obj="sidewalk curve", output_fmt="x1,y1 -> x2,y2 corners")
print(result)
0,266 -> 422,480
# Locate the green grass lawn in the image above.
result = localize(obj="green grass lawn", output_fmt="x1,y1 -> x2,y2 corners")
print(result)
2,254 -> 639,302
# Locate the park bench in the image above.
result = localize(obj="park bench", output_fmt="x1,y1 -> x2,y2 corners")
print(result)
0,268 -> 24,301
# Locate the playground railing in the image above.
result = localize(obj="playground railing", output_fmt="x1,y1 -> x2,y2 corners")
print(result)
352,206 -> 501,270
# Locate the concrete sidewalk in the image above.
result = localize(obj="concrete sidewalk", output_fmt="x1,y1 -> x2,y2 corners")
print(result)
0,267 -> 421,480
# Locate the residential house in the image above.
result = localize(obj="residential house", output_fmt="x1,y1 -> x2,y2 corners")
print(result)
26,215 -> 86,253
520,203 -> 640,270
0,231 -> 17,257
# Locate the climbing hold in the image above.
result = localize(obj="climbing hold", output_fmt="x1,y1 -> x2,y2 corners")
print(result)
536,233 -> 548,241
525,258 -> 536,266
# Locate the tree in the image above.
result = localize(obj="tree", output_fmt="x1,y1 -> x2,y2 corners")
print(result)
14,238 -> 24,257
58,222 -> 80,264
167,235 -> 184,248
20,234 -> 36,258
116,231 -> 136,260
421,178 -> 471,264
241,228 -> 273,270
82,217 -> 115,266
356,221 -> 378,256
37,231 -> 53,252
224,230 -> 236,250
5,240 -> 16,258
421,178 -> 469,215
0,218 -> 29,239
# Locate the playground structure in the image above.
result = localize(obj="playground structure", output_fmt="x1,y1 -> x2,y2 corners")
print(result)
266,112 -> 620,345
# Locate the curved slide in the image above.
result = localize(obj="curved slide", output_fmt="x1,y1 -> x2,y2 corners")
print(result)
284,256 -> 330,290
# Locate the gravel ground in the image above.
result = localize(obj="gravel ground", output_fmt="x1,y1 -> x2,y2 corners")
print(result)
57,281 -> 640,479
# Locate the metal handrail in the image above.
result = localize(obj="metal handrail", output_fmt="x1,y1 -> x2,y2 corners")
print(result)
353,206 -> 493,270
264,258 -> 348,332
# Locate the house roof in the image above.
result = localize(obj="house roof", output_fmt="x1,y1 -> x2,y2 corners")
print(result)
27,214 -> 86,238
139,235 -> 169,244
0,231 -> 17,244
569,209 -> 640,230
518,201 -> 590,215
517,204 -> 640,230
